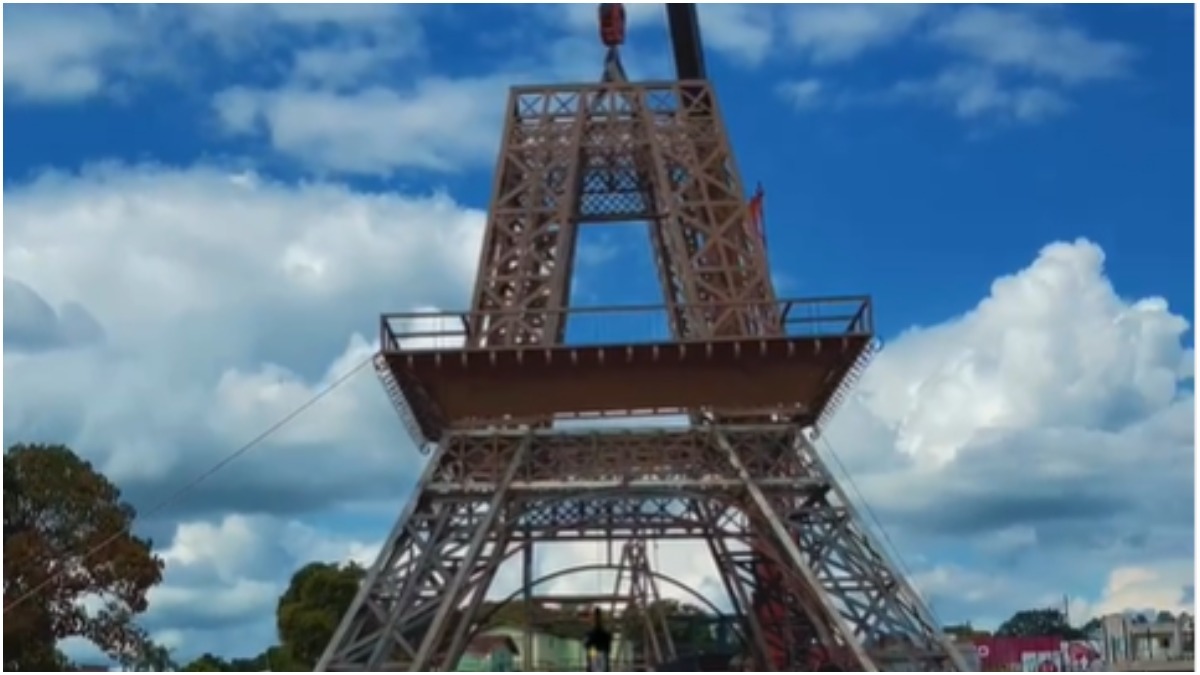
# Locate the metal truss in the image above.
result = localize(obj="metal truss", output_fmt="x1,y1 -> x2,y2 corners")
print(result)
316,425 -> 967,672
323,68 -> 965,673
609,540 -> 678,670
468,80 -> 777,350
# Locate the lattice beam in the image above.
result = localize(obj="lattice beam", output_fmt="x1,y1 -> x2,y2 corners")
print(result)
316,426 -> 966,671
324,69 -> 966,674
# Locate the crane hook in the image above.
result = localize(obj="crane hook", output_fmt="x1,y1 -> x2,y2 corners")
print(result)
599,3 -> 627,48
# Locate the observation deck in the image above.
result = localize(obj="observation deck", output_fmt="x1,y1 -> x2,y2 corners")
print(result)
377,296 -> 874,445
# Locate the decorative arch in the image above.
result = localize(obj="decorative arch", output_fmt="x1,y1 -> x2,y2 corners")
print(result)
465,562 -> 741,649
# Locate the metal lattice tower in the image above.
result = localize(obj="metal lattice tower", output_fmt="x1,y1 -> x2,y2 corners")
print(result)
316,75 -> 965,675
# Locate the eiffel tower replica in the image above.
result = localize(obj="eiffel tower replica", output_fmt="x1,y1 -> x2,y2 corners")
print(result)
316,5 -> 966,672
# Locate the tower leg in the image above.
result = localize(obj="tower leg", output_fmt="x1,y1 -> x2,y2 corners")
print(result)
715,427 -> 969,671
787,431 -> 969,671
717,429 -> 876,671
703,522 -> 773,668
316,435 -> 530,671
436,529 -> 517,671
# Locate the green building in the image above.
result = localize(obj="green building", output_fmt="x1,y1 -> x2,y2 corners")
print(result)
456,620 -> 630,671
456,634 -> 520,672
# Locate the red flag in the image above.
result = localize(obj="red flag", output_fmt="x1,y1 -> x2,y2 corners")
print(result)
746,182 -> 767,248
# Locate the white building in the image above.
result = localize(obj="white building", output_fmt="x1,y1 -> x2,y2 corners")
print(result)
1096,611 -> 1194,666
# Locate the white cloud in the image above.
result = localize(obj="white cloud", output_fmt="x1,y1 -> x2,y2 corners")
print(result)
774,6 -> 1134,126
290,43 -> 415,89
776,78 -> 824,110
930,6 -> 1135,84
219,2 -> 784,177
214,78 -> 508,175
782,4 -> 929,63
1077,561 -> 1195,620
143,512 -> 381,657
3,4 -> 427,104
696,5 -> 776,67
3,5 -> 141,102
894,66 -> 1071,122
848,240 -> 1188,469
880,7 -> 1134,124
4,163 -> 485,517
814,239 -> 1192,628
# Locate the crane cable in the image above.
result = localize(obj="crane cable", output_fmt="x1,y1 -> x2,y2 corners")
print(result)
3,354 -> 374,616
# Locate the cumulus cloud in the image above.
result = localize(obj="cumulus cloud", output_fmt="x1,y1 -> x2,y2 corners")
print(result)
3,163 -> 486,520
815,239 -> 1193,626
5,278 -> 105,353
144,513 -> 380,658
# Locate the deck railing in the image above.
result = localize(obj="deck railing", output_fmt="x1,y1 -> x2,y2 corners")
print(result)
380,295 -> 873,353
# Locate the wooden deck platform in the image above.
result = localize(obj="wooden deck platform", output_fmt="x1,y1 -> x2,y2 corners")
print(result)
377,297 -> 874,443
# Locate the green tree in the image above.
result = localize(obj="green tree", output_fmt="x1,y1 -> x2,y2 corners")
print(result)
180,653 -> 230,671
3,443 -> 165,671
1156,610 -> 1176,623
943,623 -> 991,639
996,608 -> 1083,640
275,561 -> 366,668
120,636 -> 177,671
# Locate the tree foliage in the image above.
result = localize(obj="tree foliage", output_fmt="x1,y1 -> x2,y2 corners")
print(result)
275,561 -> 366,669
176,562 -> 364,672
3,443 -> 164,671
996,608 -> 1084,640
180,653 -> 233,671
943,622 -> 992,639
121,639 -> 178,672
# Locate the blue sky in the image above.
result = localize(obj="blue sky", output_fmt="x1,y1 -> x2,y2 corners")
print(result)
3,2 -> 1195,664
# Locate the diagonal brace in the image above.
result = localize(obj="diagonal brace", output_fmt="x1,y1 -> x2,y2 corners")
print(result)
712,429 -> 878,672
408,433 -> 533,670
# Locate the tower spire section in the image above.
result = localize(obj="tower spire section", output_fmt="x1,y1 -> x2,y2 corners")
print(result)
318,5 -> 967,672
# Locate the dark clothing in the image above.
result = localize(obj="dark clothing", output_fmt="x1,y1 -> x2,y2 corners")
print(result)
584,626 -> 613,672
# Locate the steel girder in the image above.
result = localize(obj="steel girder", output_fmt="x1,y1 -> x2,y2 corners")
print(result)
467,81 -> 777,350
321,71 -> 965,674
315,425 -> 966,672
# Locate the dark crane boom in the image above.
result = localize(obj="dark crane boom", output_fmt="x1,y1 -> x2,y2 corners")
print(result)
666,4 -> 707,80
